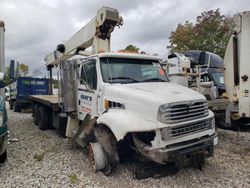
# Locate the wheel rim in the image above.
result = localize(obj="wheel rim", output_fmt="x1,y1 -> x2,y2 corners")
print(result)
88,142 -> 107,172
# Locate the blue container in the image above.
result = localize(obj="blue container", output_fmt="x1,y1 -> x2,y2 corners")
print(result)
16,77 -> 49,100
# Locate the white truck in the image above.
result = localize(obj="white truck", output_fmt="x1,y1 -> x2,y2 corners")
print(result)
30,7 -> 218,175
224,11 -> 250,128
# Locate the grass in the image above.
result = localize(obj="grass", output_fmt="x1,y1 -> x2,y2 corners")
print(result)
69,173 -> 78,184
33,151 -> 45,162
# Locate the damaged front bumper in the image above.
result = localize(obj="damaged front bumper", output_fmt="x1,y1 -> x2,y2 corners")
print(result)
132,133 -> 218,167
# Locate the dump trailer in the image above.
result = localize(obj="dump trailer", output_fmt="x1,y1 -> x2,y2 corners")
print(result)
30,7 -> 218,176
9,77 -> 49,112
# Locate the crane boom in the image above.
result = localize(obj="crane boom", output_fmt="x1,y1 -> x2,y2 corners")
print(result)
45,6 -> 123,67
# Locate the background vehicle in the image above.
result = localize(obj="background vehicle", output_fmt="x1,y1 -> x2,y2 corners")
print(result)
166,11 -> 250,129
30,7 -> 217,175
184,50 -> 225,97
0,20 -> 9,163
224,11 -> 250,128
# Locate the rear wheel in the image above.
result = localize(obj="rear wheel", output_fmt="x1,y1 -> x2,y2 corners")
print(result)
0,150 -> 7,163
38,106 -> 49,130
33,104 -> 39,125
9,101 -> 13,110
13,101 -> 21,112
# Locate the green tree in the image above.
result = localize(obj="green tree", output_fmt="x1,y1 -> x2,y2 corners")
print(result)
19,63 -> 29,76
124,44 -> 140,52
5,66 -> 10,83
168,9 -> 234,57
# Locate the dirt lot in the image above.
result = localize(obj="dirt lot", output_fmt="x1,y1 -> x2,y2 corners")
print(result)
0,108 -> 250,188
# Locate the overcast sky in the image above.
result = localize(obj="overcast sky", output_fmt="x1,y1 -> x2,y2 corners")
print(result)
1,0 -> 250,76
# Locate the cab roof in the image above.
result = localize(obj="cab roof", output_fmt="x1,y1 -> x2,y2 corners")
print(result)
92,52 -> 162,61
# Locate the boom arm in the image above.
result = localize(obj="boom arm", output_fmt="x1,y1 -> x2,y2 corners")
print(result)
45,7 -> 123,67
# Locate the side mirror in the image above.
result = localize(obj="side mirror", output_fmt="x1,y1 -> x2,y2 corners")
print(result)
10,60 -> 19,79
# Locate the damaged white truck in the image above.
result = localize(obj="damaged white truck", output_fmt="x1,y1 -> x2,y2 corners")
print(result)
30,7 -> 218,176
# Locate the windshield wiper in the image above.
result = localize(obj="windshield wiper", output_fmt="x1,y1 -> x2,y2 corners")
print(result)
108,77 -> 139,83
142,78 -> 166,82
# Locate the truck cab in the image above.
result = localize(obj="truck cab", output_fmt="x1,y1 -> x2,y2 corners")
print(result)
184,50 -> 225,97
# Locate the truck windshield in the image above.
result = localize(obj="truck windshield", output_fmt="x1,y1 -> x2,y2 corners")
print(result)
100,57 -> 168,83
210,72 -> 224,86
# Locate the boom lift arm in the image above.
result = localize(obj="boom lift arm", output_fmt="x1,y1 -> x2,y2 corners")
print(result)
45,7 -> 123,67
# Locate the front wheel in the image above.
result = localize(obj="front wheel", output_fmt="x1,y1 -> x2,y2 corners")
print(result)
13,102 -> 21,112
0,150 -> 7,163
88,142 -> 108,172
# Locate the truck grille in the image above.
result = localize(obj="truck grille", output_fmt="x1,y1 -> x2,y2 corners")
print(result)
160,100 -> 209,123
161,119 -> 211,139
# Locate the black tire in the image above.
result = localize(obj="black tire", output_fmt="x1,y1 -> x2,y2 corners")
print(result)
13,101 -> 21,112
94,125 -> 119,166
9,101 -> 13,110
0,150 -> 7,163
38,106 -> 49,130
33,104 -> 39,125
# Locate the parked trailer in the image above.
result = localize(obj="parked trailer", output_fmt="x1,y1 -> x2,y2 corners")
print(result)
9,77 -> 49,112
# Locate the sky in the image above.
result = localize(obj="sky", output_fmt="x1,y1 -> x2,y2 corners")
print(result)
0,0 -> 250,76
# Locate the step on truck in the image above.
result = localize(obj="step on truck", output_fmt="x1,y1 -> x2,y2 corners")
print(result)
30,7 -> 218,175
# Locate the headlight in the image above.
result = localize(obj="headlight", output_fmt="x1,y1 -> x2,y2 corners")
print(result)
157,104 -> 169,123
0,111 -> 4,127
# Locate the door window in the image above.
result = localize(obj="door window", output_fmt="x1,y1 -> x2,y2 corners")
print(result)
80,61 -> 97,90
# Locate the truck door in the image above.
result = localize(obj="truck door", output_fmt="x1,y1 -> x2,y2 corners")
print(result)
78,59 -> 98,121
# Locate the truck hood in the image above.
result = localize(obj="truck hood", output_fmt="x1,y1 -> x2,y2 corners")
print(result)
103,82 -> 206,122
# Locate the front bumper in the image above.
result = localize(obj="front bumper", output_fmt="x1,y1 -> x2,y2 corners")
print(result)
132,133 -> 218,166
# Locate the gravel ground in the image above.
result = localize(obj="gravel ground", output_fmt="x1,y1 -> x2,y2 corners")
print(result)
0,107 -> 250,188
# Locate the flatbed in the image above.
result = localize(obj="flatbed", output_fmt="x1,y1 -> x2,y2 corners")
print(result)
29,95 -> 60,112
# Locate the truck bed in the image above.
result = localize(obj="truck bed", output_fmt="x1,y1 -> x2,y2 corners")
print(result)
29,95 -> 60,112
